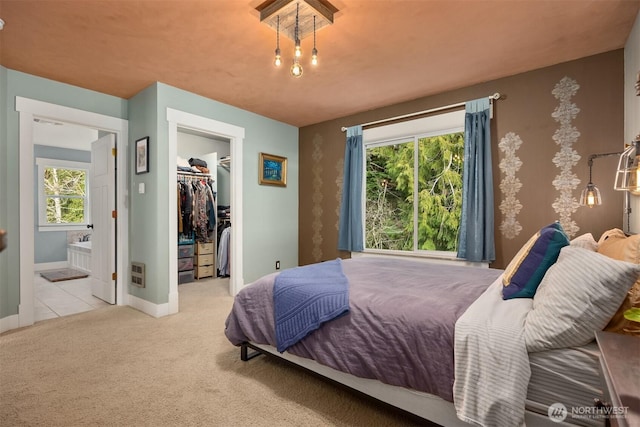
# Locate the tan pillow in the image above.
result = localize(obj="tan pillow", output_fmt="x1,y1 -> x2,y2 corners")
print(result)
598,229 -> 640,335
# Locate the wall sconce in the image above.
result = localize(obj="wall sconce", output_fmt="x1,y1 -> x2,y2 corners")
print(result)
614,137 -> 640,195
580,155 -> 608,207
256,0 -> 338,77
580,151 -> 623,208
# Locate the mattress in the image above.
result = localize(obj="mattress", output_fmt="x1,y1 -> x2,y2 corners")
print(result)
526,342 -> 604,427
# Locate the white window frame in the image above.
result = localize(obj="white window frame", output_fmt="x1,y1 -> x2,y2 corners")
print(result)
36,157 -> 91,232
362,110 -> 465,259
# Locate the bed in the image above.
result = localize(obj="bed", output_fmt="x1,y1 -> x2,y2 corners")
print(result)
225,234 -> 640,427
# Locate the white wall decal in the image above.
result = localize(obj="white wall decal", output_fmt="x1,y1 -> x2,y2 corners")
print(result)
551,77 -> 581,237
498,132 -> 523,239
311,134 -> 324,262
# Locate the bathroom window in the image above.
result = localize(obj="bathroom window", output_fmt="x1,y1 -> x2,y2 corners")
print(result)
36,158 -> 90,231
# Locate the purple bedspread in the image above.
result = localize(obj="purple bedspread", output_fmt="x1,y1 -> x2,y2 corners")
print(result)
224,257 -> 503,402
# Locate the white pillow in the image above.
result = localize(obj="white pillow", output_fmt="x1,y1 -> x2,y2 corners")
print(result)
570,233 -> 598,251
524,246 -> 640,352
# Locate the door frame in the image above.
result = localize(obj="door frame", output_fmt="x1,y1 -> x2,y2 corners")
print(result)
167,108 -> 244,313
16,97 -> 129,327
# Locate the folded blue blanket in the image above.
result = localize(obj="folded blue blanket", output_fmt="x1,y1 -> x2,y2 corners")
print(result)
274,259 -> 350,352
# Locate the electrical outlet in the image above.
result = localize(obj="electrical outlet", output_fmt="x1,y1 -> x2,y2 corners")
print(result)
275,261 -> 280,270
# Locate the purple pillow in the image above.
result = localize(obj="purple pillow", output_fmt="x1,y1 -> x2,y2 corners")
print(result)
502,222 -> 569,299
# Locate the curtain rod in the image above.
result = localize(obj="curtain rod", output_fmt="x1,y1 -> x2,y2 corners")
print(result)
341,93 -> 501,132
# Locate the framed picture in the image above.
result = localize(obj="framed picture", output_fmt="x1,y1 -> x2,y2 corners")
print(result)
135,136 -> 149,174
259,152 -> 287,187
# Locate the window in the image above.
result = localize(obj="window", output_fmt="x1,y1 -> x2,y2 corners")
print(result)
36,158 -> 90,231
363,110 -> 465,255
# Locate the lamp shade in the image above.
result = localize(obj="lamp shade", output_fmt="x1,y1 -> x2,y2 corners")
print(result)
580,182 -> 601,208
615,139 -> 640,194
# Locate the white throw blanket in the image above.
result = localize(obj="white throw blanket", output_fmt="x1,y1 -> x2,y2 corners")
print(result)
454,276 -> 533,427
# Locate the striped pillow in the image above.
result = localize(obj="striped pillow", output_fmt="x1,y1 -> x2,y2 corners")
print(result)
524,246 -> 640,352
502,222 -> 569,299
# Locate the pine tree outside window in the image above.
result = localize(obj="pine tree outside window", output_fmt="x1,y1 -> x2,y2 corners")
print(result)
363,110 -> 464,256
36,158 -> 90,231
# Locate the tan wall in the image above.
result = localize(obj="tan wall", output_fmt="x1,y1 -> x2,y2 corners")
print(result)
625,11 -> 640,233
299,50 -> 625,268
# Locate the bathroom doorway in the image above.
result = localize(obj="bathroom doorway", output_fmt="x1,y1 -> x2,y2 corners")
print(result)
32,121 -> 115,321
16,96 -> 129,329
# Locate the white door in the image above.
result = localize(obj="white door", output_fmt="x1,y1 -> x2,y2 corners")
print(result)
90,134 -> 116,304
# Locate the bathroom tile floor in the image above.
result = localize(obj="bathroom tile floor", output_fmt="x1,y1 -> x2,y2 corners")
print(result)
34,274 -> 110,322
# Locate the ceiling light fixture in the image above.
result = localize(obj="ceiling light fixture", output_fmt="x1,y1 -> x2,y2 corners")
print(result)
274,16 -> 282,67
291,3 -> 303,78
311,16 -> 318,66
294,3 -> 302,59
257,0 -> 338,77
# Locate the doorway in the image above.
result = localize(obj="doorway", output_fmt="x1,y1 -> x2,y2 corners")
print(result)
16,97 -> 129,329
176,128 -> 231,284
166,108 -> 245,315
31,121 -> 114,320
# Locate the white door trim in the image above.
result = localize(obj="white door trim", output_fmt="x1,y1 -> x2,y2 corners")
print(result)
16,96 -> 129,328
167,108 -> 244,313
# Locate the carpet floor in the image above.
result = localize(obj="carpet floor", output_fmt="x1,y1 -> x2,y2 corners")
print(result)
0,279 -> 426,426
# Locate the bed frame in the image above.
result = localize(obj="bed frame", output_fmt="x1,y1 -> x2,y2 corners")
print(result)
240,342 -> 582,427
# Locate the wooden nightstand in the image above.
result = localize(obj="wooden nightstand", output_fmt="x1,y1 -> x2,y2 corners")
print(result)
595,331 -> 640,427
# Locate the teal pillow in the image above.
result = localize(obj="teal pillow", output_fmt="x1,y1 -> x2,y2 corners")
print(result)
502,222 -> 569,299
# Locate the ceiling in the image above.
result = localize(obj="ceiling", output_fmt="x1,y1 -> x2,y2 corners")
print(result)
1,1 -> 638,128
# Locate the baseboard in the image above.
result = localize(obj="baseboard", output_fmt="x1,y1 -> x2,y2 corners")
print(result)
168,290 -> 179,315
34,261 -> 69,272
0,314 -> 20,334
127,294 -> 169,318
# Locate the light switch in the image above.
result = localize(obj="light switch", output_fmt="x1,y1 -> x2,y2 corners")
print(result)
138,182 -> 145,194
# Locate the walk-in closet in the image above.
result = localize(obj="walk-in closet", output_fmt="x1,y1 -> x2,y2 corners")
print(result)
177,129 -> 231,284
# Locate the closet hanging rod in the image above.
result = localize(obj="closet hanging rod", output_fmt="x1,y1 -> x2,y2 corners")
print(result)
340,93 -> 501,132
177,170 -> 211,177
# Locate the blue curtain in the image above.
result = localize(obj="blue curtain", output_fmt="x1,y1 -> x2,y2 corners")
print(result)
338,125 -> 364,252
457,99 -> 495,262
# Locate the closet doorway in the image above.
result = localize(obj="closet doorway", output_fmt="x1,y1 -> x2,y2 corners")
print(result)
176,129 -> 231,285
167,108 -> 245,315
